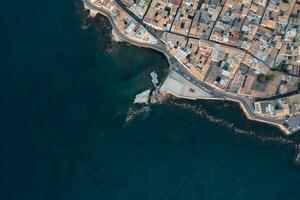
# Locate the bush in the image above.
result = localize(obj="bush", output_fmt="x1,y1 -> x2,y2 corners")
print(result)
257,73 -> 275,83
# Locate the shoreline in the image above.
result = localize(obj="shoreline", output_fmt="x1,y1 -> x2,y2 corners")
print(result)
81,0 -> 296,136
225,98 -> 293,135
158,70 -> 292,135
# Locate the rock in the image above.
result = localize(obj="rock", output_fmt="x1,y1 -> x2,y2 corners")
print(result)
134,90 -> 150,104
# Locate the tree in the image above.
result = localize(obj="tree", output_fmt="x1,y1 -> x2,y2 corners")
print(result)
257,73 -> 275,83
257,74 -> 267,83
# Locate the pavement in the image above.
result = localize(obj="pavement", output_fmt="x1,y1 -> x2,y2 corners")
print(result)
160,70 -> 215,100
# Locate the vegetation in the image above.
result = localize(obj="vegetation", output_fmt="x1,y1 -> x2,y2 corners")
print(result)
257,74 -> 267,83
257,73 -> 275,83
290,13 -> 297,18
266,74 -> 275,81
274,61 -> 287,73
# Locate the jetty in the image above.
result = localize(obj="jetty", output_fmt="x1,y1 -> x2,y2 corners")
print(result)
150,71 -> 159,87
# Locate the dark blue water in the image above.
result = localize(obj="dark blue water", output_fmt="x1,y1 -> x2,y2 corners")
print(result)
1,0 -> 300,199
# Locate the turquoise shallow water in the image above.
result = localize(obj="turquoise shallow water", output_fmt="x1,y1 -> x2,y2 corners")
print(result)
1,0 -> 300,199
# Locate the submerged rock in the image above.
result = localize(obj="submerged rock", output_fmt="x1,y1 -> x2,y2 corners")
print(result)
125,106 -> 151,123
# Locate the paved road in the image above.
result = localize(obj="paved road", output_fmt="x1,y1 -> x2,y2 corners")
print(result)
82,0 -> 298,134
82,0 -> 169,55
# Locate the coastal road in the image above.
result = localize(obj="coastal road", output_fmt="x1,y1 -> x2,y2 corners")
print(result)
82,0 -> 296,134
82,0 -> 170,58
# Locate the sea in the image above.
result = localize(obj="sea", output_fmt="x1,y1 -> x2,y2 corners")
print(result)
1,0 -> 300,199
